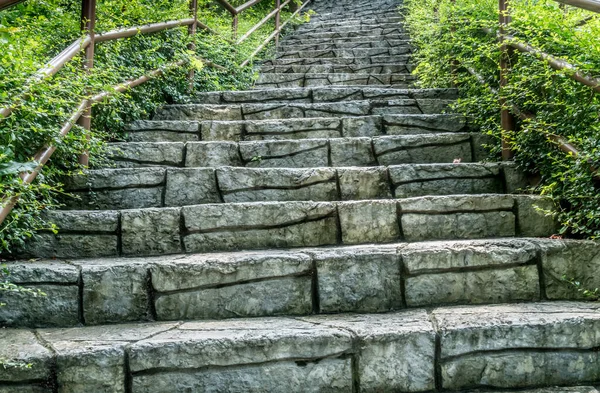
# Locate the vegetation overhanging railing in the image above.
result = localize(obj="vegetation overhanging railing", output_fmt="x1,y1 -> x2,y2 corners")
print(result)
449,0 -> 600,162
0,0 -> 312,226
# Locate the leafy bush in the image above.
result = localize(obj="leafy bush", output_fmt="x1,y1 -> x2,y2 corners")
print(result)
0,0 -> 305,253
402,0 -> 600,238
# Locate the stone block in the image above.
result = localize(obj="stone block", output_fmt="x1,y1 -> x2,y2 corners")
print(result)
312,246 -> 402,312
185,142 -> 242,167
338,200 -> 400,244
245,118 -> 342,141
121,208 -> 182,256
338,167 -> 392,200
399,194 -> 514,213
0,330 -> 52,383
383,114 -> 466,135
373,134 -> 473,165
503,162 -> 530,193
330,138 -> 376,166
515,195 -> 557,237
341,116 -> 383,137
78,260 -> 150,325
434,302 -> 600,389
200,120 -> 243,141
217,167 -> 337,203
24,233 -> 119,259
154,104 -> 243,121
164,168 -> 219,206
239,140 -> 329,168
536,239 -> 600,300
125,120 -> 199,142
303,311 -> 436,392
108,142 -> 184,167
67,188 -> 163,210
183,202 -> 338,252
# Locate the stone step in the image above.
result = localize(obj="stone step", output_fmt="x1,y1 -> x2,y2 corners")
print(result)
2,302 -> 599,391
259,63 -> 414,75
282,33 -> 410,45
254,73 -> 415,88
275,47 -> 411,59
192,87 -> 457,105
108,133 -> 484,169
293,16 -> 403,29
278,39 -> 410,52
5,237 -> 599,328
283,31 -> 410,42
264,55 -> 412,65
295,23 -> 402,35
125,114 -> 466,142
153,99 -> 452,122
22,194 -> 555,258
61,163 -> 525,210
310,7 -> 398,19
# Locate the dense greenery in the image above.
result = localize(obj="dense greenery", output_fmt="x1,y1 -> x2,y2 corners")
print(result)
0,0 -> 304,253
403,0 -> 600,238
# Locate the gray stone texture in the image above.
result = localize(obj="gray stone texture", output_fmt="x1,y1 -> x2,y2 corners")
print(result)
373,133 -> 473,165
338,167 -> 392,200
338,200 -> 400,244
185,141 -> 242,167
164,168 -> 219,206
240,139 -> 329,168
515,195 -> 557,236
125,120 -> 199,142
312,246 -> 402,312
330,137 -> 376,166
183,202 -> 338,252
121,208 -> 182,256
108,142 -> 184,167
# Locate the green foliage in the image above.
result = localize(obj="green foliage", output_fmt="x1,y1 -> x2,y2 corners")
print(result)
562,275 -> 599,301
403,0 -> 600,238
0,0 -> 308,254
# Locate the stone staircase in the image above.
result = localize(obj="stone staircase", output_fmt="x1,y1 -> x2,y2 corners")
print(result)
2,0 -> 600,391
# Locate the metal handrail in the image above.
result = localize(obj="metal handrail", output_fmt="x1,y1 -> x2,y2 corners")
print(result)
0,0 -> 310,227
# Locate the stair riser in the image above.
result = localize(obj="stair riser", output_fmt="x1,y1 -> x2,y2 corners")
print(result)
276,48 -> 410,59
265,56 -> 412,65
153,100 -> 449,122
294,16 -> 403,28
283,34 -> 410,45
110,133 -> 481,169
22,195 -> 555,259
295,24 -> 402,35
8,237 -> 591,329
278,41 -> 410,52
254,73 -> 415,88
62,164 -> 520,210
259,64 -> 414,74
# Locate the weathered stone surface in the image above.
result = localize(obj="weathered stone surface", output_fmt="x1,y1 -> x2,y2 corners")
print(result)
399,194 -> 514,213
183,202 -> 338,252
132,357 -> 352,393
155,276 -> 312,320
383,114 -> 466,135
302,311 -> 436,392
338,200 -> 399,244
0,385 -> 50,393
200,120 -> 243,141
390,163 -> 503,198
503,162 -> 530,193
401,212 -> 516,241
78,260 -> 150,325
66,188 -> 163,210
154,104 -> 243,121
121,208 -> 182,256
45,210 -> 119,233
0,330 -> 52,382
330,137 -> 376,166
239,140 -> 329,168
515,195 -> 557,237
108,142 -> 184,167
373,133 -> 473,165
536,239 -> 600,300
129,318 -> 353,371
125,120 -> 200,142
342,116 -> 383,137
65,168 -> 165,190
217,167 -> 337,202
312,246 -> 402,312
434,302 -> 600,389
244,118 -> 342,141
338,167 -> 392,200
164,168 -> 219,206
0,284 -> 79,327
185,142 -> 242,167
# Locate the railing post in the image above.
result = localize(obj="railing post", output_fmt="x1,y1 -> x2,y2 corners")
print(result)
499,0 -> 515,160
275,0 -> 281,46
188,0 -> 199,91
232,14 -> 239,40
77,0 -> 96,166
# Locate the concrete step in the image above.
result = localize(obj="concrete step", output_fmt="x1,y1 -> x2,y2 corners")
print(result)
264,55 -> 412,65
125,113 -> 466,142
61,163 -> 525,210
2,302 -> 599,391
259,63 -> 414,74
275,47 -> 411,59
282,33 -> 410,45
22,194 -> 555,258
278,39 -> 411,52
5,238 -> 598,328
295,23 -> 403,35
283,31 -> 410,42
292,16 -> 403,29
153,99 -> 452,122
192,87 -> 456,105
108,133 -> 483,169
254,73 -> 415,88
